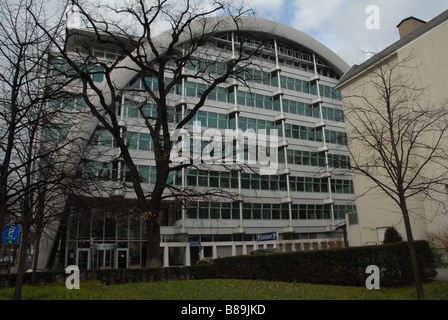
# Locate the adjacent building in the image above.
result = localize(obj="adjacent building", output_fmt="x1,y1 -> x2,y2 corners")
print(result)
336,10 -> 448,246
39,16 -> 355,270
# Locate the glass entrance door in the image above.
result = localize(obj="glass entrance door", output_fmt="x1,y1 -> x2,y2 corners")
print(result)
77,249 -> 90,270
93,249 -> 115,269
117,249 -> 128,268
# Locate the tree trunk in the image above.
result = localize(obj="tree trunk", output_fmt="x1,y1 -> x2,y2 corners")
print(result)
145,217 -> 161,268
13,220 -> 30,300
31,232 -> 41,285
401,200 -> 425,299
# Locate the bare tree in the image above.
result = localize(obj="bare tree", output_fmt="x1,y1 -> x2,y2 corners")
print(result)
36,0 -> 274,268
341,50 -> 448,299
0,0 -> 89,299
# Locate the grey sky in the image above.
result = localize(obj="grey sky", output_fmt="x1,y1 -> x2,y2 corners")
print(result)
250,0 -> 448,65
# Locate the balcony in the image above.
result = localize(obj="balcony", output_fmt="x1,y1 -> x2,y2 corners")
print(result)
175,97 -> 187,108
226,78 -> 239,92
227,105 -> 240,115
269,65 -> 281,75
272,89 -> 284,98
323,198 -> 335,205
277,168 -> 291,176
232,227 -> 245,234
226,54 -> 237,67
311,97 -> 323,106
274,113 -> 286,123
309,74 -> 320,84
320,171 -> 332,179
314,120 -> 326,129
317,145 -> 329,153
278,139 -> 288,148
283,226 -> 294,233
281,197 -> 293,204
117,120 -> 127,130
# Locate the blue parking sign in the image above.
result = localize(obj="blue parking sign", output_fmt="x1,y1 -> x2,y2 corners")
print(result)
2,225 -> 20,245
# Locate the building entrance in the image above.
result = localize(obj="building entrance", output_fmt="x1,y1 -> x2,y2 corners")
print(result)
76,244 -> 129,269
93,248 -> 115,269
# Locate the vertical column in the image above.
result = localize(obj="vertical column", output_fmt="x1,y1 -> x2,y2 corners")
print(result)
115,94 -> 126,196
163,245 -> 169,267
272,39 -> 293,229
312,54 -> 335,226
185,244 -> 191,266
180,48 -> 187,229
228,32 -> 244,230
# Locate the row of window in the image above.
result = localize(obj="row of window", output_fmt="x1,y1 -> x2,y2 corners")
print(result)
169,51 -> 340,99
186,112 -> 348,145
46,125 -> 349,181
118,99 -> 177,122
46,95 -> 86,112
90,126 -> 350,171
279,149 -> 351,169
187,201 -> 356,221
80,160 -> 354,195
89,112 -> 347,157
68,206 -> 347,241
215,33 -> 319,67
129,77 -> 344,122
185,170 -> 354,194
50,60 -> 105,82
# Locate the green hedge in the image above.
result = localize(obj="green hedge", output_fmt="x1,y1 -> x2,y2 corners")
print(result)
0,241 -> 436,289
213,241 -> 437,287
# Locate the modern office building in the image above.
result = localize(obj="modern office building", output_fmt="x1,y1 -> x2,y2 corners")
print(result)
336,10 -> 448,247
39,16 -> 355,270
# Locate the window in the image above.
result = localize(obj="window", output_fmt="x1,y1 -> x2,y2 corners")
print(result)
198,170 -> 208,187
263,204 -> 271,219
220,172 -> 230,188
246,92 -> 255,107
221,203 -> 231,219
237,91 -> 246,105
187,170 -> 197,186
253,204 -> 262,219
138,165 -> 150,184
125,132 -> 138,150
217,87 -> 227,102
250,174 -> 260,190
139,133 -> 151,151
241,173 -> 250,189
186,82 -> 196,97
199,202 -> 209,219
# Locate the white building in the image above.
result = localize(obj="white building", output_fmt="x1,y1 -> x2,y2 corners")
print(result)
38,16 -> 355,270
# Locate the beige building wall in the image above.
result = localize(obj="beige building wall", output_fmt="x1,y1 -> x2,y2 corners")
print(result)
399,19 -> 448,238
339,17 -> 448,246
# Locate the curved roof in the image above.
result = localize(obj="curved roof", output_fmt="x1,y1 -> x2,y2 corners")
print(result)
105,15 -> 350,91
156,15 -> 350,76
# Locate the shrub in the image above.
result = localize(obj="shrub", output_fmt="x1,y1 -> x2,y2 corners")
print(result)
0,241 -> 436,289
213,241 -> 436,287
383,227 -> 403,244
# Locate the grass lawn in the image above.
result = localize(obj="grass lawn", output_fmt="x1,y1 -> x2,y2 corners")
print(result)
0,279 -> 447,300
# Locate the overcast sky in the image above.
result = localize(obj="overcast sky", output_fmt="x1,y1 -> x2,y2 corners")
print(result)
249,0 -> 448,66
57,0 -> 448,67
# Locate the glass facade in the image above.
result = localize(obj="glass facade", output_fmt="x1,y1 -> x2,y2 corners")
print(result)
47,27 -> 356,269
